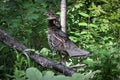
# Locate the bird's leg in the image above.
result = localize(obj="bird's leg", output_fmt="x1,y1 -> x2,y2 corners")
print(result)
78,57 -> 81,63
59,53 -> 66,65
61,55 -> 66,65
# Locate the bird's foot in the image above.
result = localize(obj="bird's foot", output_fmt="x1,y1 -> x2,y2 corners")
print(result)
57,61 -> 66,65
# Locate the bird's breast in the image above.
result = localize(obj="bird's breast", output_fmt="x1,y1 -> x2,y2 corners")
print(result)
47,31 -> 65,52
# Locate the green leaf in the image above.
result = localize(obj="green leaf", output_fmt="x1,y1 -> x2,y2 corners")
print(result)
43,71 -> 54,80
0,65 -> 4,70
78,22 -> 87,26
13,69 -> 26,80
83,58 -> 97,67
53,75 -> 69,80
79,12 -> 89,17
80,31 -> 88,34
35,0 -> 44,3
89,24 -> 98,28
71,73 -> 85,80
26,67 -> 42,80
26,14 -> 39,20
40,48 -> 50,56
74,32 -> 80,36
69,36 -> 78,43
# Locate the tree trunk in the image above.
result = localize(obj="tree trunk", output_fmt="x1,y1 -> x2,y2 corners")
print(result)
60,0 -> 66,33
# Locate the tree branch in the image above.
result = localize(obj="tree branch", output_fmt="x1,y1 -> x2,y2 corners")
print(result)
0,29 -> 74,76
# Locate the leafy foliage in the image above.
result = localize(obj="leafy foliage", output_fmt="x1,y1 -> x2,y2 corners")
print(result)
11,67 -> 98,80
0,0 -> 120,80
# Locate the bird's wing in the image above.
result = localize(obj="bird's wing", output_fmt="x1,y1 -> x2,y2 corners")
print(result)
64,40 -> 90,57
50,30 -> 69,51
55,30 -> 69,40
54,30 -> 90,57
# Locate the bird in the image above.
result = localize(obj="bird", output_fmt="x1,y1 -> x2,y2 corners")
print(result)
44,11 -> 90,63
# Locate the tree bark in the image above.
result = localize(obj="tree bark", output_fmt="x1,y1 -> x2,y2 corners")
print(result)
0,29 -> 74,76
60,0 -> 66,33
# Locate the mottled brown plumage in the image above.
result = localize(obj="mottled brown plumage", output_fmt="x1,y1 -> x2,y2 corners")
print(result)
44,11 -> 90,62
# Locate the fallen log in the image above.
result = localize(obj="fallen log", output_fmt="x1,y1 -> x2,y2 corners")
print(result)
0,29 -> 74,76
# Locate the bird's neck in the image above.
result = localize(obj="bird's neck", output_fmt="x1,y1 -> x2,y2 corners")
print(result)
48,19 -> 61,31
48,20 -> 55,32
48,20 -> 54,27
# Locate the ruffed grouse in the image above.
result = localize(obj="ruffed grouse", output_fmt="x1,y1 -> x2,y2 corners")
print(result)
44,11 -> 90,63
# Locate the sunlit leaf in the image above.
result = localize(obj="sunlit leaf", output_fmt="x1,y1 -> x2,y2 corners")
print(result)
89,24 -> 98,28
69,36 -> 78,43
80,31 -> 88,34
78,22 -> 87,26
79,12 -> 89,17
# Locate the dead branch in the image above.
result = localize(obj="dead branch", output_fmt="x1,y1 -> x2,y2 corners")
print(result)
0,29 -> 74,76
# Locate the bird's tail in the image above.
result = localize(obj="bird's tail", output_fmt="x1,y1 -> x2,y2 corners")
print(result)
65,41 -> 90,57
66,48 -> 90,57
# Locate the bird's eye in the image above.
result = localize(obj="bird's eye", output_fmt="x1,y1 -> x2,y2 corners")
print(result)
48,13 -> 50,15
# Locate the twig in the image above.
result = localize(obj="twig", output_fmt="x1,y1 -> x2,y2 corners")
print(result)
70,64 -> 86,68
